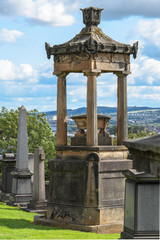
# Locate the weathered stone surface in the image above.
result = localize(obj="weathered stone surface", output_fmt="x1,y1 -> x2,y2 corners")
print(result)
44,147 -> 132,233
0,154 -> 16,202
121,169 -> 159,239
10,106 -> 32,207
45,7 -> 138,58
35,217 -> 123,234
56,145 -> 128,160
123,134 -> 160,177
28,147 -> 47,212
43,5 -> 137,234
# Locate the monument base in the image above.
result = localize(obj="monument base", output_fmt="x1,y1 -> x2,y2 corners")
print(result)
28,200 -> 47,214
35,217 -> 123,234
45,146 -> 132,233
121,230 -> 159,239
9,168 -> 32,208
0,191 -> 10,203
9,193 -> 32,208
71,134 -> 113,146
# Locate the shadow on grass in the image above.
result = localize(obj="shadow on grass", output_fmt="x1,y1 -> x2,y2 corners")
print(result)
0,218 -> 59,231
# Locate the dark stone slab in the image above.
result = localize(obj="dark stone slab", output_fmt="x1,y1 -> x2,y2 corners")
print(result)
123,134 -> 160,177
120,169 -> 159,239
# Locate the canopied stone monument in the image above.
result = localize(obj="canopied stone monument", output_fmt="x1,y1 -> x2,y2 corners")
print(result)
38,7 -> 138,233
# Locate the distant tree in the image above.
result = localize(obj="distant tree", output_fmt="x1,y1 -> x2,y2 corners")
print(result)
128,125 -> 156,139
111,125 -> 156,145
0,107 -> 56,179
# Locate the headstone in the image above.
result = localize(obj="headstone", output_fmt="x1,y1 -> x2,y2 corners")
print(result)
9,106 -> 32,208
121,169 -> 159,239
0,153 -> 16,202
28,147 -> 47,213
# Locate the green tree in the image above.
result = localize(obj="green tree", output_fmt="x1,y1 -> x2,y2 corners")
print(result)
0,107 -> 56,179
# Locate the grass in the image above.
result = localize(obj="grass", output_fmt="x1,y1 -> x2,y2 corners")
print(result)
0,202 -> 120,239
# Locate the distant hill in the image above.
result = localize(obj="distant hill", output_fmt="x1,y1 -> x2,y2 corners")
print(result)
45,106 -> 160,116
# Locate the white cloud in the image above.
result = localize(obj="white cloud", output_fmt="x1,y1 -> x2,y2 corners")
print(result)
87,0 -> 160,20
0,28 -> 24,42
0,0 -> 76,26
128,86 -> 160,101
137,19 -> 160,48
0,59 -> 38,82
128,55 -> 160,85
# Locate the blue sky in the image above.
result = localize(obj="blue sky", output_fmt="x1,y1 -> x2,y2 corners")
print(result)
0,0 -> 160,112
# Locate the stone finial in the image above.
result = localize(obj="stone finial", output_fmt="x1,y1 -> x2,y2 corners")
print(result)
80,7 -> 103,27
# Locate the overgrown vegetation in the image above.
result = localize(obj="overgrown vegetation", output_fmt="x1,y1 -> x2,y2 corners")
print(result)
0,107 -> 56,179
0,202 -> 119,239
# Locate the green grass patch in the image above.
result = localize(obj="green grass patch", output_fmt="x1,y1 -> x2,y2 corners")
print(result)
0,202 -> 119,239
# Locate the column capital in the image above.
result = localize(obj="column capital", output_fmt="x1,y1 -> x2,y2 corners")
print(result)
83,69 -> 101,77
53,71 -> 68,78
115,71 -> 131,78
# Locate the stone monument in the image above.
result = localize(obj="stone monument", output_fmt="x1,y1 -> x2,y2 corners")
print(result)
0,153 -> 16,202
120,135 -> 160,239
28,147 -> 47,213
9,106 -> 32,207
121,169 -> 159,239
35,7 -> 138,233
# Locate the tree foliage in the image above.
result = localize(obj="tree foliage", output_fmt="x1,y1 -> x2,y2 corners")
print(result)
0,107 -> 56,179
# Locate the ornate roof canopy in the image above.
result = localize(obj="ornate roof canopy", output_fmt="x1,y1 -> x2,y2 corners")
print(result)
45,7 -> 138,60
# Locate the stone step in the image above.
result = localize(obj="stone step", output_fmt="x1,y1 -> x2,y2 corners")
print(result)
25,209 -> 47,214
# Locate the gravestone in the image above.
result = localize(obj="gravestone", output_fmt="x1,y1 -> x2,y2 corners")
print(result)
0,153 -> 16,202
121,135 -> 160,239
28,147 -> 47,213
9,106 -> 32,207
121,169 -> 159,239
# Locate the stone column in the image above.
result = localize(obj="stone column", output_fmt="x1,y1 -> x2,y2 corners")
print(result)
117,73 -> 128,145
55,72 -> 68,146
28,147 -> 47,212
84,71 -> 100,146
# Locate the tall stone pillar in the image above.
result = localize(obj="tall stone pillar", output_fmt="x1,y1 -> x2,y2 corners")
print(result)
55,72 -> 68,146
28,147 -> 47,212
9,106 -> 32,207
84,71 -> 100,146
117,73 -> 128,145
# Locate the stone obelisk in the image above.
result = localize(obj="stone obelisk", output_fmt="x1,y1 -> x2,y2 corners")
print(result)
9,106 -> 32,207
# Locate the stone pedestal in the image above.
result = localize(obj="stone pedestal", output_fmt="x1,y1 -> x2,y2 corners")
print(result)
71,133 -> 113,146
121,169 -> 159,239
35,146 -> 132,233
10,169 -> 32,206
0,153 -> 16,202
